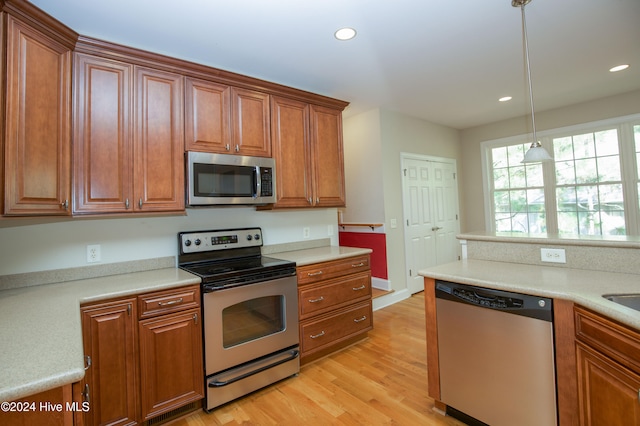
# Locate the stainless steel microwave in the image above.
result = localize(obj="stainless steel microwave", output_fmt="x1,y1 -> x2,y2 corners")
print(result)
186,151 -> 276,206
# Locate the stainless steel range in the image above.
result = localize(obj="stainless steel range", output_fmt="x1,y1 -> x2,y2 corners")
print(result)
178,228 -> 299,412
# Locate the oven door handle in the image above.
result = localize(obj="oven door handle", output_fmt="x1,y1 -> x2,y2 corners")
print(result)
208,349 -> 300,388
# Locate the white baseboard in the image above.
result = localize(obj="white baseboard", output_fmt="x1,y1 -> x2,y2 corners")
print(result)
372,288 -> 410,311
371,277 -> 391,291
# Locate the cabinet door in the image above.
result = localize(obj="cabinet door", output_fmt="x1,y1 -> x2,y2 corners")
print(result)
184,77 -> 231,153
577,342 -> 640,426
139,308 -> 204,421
73,54 -> 133,213
310,105 -> 346,207
231,87 -> 271,157
134,67 -> 184,212
271,96 -> 313,207
81,299 -> 138,426
3,15 -> 72,215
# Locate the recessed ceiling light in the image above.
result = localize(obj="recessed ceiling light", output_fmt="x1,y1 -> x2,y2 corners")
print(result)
499,96 -> 513,102
609,64 -> 630,72
335,27 -> 356,41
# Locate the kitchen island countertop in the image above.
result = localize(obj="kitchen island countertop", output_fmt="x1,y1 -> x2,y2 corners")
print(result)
419,259 -> 640,330
269,245 -> 372,266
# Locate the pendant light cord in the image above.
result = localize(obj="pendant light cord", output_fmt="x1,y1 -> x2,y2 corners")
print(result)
520,4 -> 539,148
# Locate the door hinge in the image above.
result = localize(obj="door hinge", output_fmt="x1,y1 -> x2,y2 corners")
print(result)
403,168 -> 407,177
409,269 -> 412,276
453,172 -> 456,180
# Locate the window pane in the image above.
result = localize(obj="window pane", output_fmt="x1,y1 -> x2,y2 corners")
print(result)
556,160 -> 575,185
573,133 -> 595,159
494,168 -> 509,189
595,129 -> 619,156
553,136 -> 573,161
574,158 -> 597,184
525,163 -> 544,186
597,156 -> 621,181
509,166 -> 526,188
492,147 -> 508,168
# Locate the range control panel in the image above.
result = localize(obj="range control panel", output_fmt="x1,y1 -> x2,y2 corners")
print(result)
179,228 -> 262,254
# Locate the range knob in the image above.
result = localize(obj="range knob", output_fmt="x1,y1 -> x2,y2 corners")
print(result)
254,234 -> 260,241
194,239 -> 201,246
246,234 -> 253,241
184,239 -> 192,247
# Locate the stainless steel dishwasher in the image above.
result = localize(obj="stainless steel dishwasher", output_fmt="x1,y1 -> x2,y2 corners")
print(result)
435,280 -> 557,426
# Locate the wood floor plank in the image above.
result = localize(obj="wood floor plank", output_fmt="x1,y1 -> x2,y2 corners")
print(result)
168,293 -> 465,426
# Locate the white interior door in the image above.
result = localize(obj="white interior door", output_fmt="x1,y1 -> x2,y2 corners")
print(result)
402,155 -> 459,294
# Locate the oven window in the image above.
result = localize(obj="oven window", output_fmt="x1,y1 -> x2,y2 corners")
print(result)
222,296 -> 285,348
194,163 -> 256,197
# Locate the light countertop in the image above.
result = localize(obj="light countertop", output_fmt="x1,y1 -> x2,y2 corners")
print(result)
0,268 -> 200,402
419,259 -> 640,330
269,245 -> 372,266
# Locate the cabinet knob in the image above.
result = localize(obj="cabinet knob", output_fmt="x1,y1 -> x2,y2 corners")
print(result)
138,198 -> 143,209
60,199 -> 69,210
125,198 -> 130,209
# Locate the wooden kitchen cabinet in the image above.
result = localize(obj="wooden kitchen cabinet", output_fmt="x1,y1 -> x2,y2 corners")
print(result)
0,384 -> 74,426
184,78 -> 270,157
137,285 -> 204,421
575,305 -> 640,426
80,298 -> 139,426
2,7 -> 76,216
73,52 -> 184,214
297,254 -> 372,363
270,96 -> 345,208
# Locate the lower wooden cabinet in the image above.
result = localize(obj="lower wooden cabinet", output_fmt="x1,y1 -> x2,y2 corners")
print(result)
297,254 -> 373,363
79,285 -> 203,425
0,385 -> 75,426
139,308 -> 204,421
575,305 -> 640,426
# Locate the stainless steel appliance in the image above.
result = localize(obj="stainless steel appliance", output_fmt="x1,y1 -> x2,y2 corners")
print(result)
186,151 -> 276,206
178,228 -> 299,412
435,280 -> 557,426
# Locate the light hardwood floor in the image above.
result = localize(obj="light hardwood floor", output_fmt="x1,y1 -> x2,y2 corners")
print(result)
169,292 -> 465,426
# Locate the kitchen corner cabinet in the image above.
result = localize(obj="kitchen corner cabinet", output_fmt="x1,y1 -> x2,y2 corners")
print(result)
2,10 -> 76,216
574,306 -> 640,425
297,254 -> 372,363
79,298 -> 139,426
270,96 -> 346,208
0,385 -> 74,426
73,53 -> 184,214
185,77 -> 270,157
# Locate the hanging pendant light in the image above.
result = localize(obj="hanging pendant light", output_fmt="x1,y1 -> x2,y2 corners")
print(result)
513,0 -> 552,163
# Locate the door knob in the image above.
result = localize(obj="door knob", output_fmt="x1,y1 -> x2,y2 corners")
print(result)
432,226 -> 442,231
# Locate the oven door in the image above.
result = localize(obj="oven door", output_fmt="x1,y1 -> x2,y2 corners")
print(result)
202,275 -> 299,375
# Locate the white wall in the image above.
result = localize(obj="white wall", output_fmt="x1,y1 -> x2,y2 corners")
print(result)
0,208 -> 338,275
343,108 -> 461,297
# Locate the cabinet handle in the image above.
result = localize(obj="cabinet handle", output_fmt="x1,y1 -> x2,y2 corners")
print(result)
82,383 -> 90,404
316,197 -> 320,203
307,271 -> 323,277
351,262 -> 365,268
307,197 -> 312,205
225,143 -> 230,151
308,296 -> 324,303
354,315 -> 367,323
158,297 -> 183,307
127,304 -> 131,316
310,331 -> 325,339
84,355 -> 91,371
352,285 -> 366,291
235,145 -> 240,152
125,198 -> 130,209
193,313 -> 198,324
61,199 -> 69,210
138,198 -> 143,209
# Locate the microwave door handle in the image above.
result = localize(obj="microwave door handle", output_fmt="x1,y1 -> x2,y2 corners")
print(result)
254,167 -> 260,198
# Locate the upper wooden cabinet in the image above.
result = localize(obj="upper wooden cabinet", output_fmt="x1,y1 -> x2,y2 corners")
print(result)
2,6 -> 77,216
73,52 -> 184,214
271,96 -> 345,208
185,78 -> 270,157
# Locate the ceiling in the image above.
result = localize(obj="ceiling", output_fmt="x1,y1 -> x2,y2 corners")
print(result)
30,0 -> 640,130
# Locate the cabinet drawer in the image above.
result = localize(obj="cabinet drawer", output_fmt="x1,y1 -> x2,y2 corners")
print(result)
299,272 -> 371,319
300,301 -> 373,354
138,285 -> 200,319
575,305 -> 640,372
297,254 -> 370,285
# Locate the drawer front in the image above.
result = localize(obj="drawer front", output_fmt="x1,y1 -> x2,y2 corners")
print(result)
297,254 -> 370,285
138,285 -> 201,319
575,305 -> 640,372
300,301 -> 373,354
299,272 -> 371,319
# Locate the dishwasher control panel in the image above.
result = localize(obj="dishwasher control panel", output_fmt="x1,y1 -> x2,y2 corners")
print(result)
453,288 -> 524,309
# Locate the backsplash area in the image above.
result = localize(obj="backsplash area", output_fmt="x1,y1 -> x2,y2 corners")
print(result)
461,232 -> 640,275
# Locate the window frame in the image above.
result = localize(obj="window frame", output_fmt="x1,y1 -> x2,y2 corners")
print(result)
481,114 -> 640,236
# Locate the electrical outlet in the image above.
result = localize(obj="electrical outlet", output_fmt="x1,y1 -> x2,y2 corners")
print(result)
87,244 -> 101,263
540,248 -> 566,264
303,227 -> 310,239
